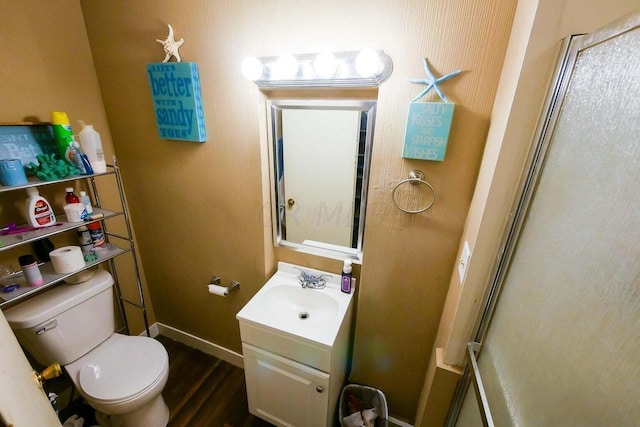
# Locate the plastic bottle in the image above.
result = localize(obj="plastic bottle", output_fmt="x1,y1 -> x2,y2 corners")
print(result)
69,139 -> 93,175
78,121 -> 107,173
341,259 -> 353,294
25,187 -> 56,228
19,254 -> 44,287
51,112 -> 74,162
87,221 -> 106,250
65,187 -> 79,204
79,191 -> 94,219
77,225 -> 95,258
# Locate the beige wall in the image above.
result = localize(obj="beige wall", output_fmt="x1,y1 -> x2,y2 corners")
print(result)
1,0 -> 518,423
78,1 -> 518,421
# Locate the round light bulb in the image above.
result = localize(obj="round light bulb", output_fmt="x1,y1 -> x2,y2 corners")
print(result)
272,55 -> 299,80
355,49 -> 382,78
241,57 -> 264,81
313,52 -> 338,79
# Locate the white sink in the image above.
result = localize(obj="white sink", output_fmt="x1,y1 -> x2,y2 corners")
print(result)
261,285 -> 340,324
236,262 -> 354,348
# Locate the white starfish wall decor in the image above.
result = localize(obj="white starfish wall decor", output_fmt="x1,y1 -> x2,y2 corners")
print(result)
156,24 -> 184,63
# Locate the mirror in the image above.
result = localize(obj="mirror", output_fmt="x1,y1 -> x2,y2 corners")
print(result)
268,99 -> 376,260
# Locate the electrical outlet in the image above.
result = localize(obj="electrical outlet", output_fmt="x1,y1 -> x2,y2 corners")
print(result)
458,241 -> 471,284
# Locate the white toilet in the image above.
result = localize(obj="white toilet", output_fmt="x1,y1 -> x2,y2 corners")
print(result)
4,269 -> 169,427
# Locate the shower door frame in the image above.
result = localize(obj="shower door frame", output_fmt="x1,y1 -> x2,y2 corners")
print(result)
445,11 -> 640,426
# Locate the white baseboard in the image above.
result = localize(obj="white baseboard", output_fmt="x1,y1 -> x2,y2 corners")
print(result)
150,322 -> 244,368
388,416 -> 413,427
144,322 -> 160,338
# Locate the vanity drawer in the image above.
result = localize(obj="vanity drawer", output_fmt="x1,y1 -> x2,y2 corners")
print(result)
239,320 -> 332,372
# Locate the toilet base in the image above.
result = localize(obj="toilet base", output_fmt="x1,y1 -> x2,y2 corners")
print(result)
94,394 -> 169,427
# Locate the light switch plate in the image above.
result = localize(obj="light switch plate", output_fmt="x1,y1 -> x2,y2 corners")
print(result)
458,241 -> 471,284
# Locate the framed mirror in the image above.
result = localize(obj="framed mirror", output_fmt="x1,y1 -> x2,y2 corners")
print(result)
268,99 -> 377,260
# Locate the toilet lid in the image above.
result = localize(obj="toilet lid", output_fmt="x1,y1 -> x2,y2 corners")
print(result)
78,334 -> 167,402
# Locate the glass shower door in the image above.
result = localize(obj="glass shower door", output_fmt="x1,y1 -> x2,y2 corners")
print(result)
452,12 -> 640,427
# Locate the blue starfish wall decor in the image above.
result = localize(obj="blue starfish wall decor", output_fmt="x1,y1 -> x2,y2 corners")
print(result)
410,58 -> 462,102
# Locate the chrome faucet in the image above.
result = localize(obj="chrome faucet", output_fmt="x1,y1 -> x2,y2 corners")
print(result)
294,268 -> 328,289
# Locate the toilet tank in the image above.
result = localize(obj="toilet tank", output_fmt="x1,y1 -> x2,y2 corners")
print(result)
4,269 -> 115,366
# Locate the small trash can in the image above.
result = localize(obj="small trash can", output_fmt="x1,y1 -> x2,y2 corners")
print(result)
339,383 -> 389,427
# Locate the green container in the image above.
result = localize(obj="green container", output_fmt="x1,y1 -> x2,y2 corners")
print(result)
51,111 -> 74,162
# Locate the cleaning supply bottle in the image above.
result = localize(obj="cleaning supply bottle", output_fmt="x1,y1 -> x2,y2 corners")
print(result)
87,221 -> 106,250
25,187 -> 56,228
51,111 -> 74,162
69,139 -> 93,175
341,259 -> 353,293
79,191 -> 93,219
78,121 -> 106,173
65,187 -> 79,204
77,225 -> 95,259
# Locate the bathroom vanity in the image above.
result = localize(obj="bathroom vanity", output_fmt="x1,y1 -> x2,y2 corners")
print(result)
237,262 -> 355,427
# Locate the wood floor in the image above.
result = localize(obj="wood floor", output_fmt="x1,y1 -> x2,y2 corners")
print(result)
157,335 -> 273,427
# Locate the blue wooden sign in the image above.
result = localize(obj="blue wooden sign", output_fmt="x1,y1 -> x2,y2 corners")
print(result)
146,62 -> 207,142
402,102 -> 454,161
0,124 -> 57,165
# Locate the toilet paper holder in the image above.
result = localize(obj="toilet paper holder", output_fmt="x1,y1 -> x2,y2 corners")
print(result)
208,276 -> 240,295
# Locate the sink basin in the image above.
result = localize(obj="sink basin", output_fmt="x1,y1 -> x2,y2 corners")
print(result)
236,262 -> 354,347
261,285 -> 340,325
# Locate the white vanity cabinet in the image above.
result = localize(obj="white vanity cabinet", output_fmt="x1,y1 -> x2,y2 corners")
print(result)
0,158 -> 149,335
242,343 -> 330,426
237,262 -> 355,427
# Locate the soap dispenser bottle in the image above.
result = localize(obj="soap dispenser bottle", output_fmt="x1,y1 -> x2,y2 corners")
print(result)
341,259 -> 352,294
69,139 -> 93,175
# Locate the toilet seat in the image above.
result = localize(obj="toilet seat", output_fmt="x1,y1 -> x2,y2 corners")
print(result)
66,333 -> 168,404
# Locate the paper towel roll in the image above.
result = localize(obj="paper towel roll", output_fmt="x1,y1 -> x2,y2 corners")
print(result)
49,246 -> 86,274
208,284 -> 228,297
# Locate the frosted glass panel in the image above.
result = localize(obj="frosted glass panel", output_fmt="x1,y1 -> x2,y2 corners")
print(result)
457,385 -> 484,427
458,20 -> 640,427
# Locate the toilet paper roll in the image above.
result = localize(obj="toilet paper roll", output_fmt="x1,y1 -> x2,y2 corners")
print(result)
208,284 -> 228,297
49,246 -> 86,274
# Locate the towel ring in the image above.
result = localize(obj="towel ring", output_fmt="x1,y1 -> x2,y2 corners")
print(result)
392,170 -> 436,214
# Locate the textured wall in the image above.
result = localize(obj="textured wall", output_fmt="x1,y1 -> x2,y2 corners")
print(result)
79,0 -> 516,422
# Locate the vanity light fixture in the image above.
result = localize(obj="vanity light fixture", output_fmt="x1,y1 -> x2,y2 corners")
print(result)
241,50 -> 393,88
313,52 -> 339,79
